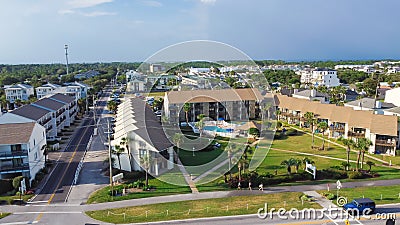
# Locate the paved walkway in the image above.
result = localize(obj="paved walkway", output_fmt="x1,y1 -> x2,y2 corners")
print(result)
176,158 -> 199,193
303,191 -> 336,208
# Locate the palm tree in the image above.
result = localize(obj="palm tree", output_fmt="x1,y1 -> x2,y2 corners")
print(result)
317,121 -> 328,150
140,153 -> 151,188
196,114 -> 206,137
340,138 -> 354,170
172,133 -> 184,157
41,144 -> 49,164
226,143 -> 236,180
276,110 -> 281,121
107,100 -> 117,114
341,162 -> 351,171
354,138 -> 372,171
366,161 -> 375,172
121,137 -> 133,171
183,103 -> 191,125
293,159 -> 302,173
281,158 -> 296,175
113,145 -> 125,171
304,112 -> 317,147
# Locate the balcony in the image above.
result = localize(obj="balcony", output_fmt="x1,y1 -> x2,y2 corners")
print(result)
331,127 -> 345,132
375,139 -> 396,147
0,163 -> 30,174
348,131 -> 365,138
0,150 -> 28,160
40,117 -> 52,126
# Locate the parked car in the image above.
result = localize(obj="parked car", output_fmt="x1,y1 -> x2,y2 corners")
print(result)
343,198 -> 375,215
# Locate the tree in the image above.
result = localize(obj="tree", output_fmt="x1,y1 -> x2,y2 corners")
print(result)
304,112 -> 317,147
340,138 -> 354,170
196,114 -> 206,137
113,145 -> 125,171
341,162 -> 351,171
226,143 -> 236,180
366,161 -> 375,172
172,133 -> 184,158
107,100 -> 117,114
293,159 -> 302,173
121,137 -> 133,171
140,153 -> 151,188
183,103 -> 191,125
12,176 -> 24,191
317,121 -> 328,150
354,138 -> 372,171
248,127 -> 260,138
281,158 -> 296,175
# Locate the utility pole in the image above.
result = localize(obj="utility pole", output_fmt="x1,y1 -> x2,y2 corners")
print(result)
85,96 -> 89,115
107,120 -> 114,200
93,95 -> 96,124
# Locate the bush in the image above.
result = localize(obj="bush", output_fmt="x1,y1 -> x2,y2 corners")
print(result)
348,171 -> 371,179
122,171 -> 145,180
285,128 -> 298,136
12,176 -> 24,191
321,191 -> 336,200
0,179 -> 13,195
318,168 -> 348,180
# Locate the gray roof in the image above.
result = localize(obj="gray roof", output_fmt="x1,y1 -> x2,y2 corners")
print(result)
129,98 -> 173,151
345,98 -> 396,109
11,104 -> 51,120
384,106 -> 400,114
294,90 -> 329,98
49,93 -> 75,104
33,98 -> 65,111
6,84 -> 32,89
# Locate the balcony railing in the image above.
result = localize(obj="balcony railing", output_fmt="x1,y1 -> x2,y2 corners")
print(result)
0,150 -> 28,159
375,139 -> 396,147
331,127 -> 345,132
40,117 -> 52,126
0,163 -> 30,173
348,131 -> 365,138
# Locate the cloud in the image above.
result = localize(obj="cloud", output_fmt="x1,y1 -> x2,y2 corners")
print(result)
58,9 -> 75,15
81,11 -> 117,17
67,0 -> 113,9
200,0 -> 216,5
142,0 -> 163,7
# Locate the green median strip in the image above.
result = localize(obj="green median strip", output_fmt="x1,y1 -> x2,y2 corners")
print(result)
0,213 -> 11,220
318,184 -> 400,205
86,192 -> 321,224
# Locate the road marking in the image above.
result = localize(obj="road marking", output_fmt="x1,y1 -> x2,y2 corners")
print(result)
277,219 -> 331,225
47,124 -> 90,204
14,212 -> 82,214
0,221 -> 38,225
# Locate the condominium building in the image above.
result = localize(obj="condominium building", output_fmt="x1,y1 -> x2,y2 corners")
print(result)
36,82 -> 88,100
111,98 -> 174,174
299,68 -> 340,87
163,88 -> 264,123
275,94 -> 399,155
0,122 -> 46,184
36,83 -> 61,99
4,84 -> 34,103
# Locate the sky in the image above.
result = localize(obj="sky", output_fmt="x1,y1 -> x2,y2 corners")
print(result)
0,0 -> 400,64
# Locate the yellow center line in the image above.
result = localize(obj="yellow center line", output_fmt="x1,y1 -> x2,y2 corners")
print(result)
33,123 -> 90,222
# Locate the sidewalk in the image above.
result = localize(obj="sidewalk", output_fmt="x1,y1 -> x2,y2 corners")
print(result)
176,158 -> 199,193
303,191 -> 336,209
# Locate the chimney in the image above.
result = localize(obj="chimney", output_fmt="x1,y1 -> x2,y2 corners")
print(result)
310,89 -> 317,97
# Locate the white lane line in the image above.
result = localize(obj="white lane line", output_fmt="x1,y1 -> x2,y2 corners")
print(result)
0,221 -> 38,225
13,211 -> 82,214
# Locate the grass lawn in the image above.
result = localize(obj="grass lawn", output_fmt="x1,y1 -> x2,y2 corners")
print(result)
146,92 -> 165,98
0,213 -> 11,220
318,185 -> 400,205
0,194 -> 33,205
87,178 -> 191,204
86,192 -> 321,224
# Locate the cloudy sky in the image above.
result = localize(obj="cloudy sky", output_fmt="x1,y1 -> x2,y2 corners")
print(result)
0,0 -> 400,64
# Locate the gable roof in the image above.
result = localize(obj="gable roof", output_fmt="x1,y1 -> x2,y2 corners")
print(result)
49,93 -> 75,104
166,88 -> 263,104
0,113 -> 35,124
11,104 -> 51,120
0,122 -> 36,145
345,98 -> 395,109
33,98 -> 65,111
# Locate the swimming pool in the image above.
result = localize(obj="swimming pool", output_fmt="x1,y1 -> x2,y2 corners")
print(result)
204,126 -> 234,133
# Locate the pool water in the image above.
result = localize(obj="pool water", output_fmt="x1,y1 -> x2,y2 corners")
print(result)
204,126 -> 234,133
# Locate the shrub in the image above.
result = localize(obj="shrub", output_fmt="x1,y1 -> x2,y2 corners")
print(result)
122,171 -> 145,180
12,176 -> 24,191
0,179 -> 13,195
321,191 -> 336,200
348,171 -> 371,179
285,128 -> 298,136
318,168 -> 347,180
